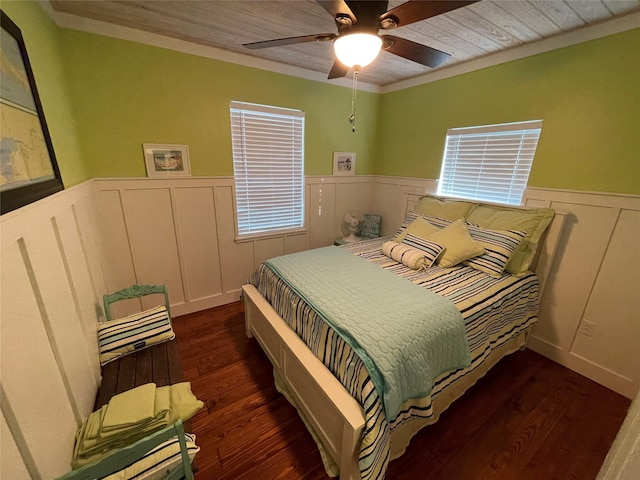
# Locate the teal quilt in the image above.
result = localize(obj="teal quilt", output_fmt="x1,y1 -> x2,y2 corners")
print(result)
264,246 -> 471,420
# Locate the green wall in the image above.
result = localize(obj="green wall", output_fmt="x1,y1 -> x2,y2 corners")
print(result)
59,30 -> 379,178
2,1 -> 88,187
4,2 -> 638,195
376,28 -> 640,194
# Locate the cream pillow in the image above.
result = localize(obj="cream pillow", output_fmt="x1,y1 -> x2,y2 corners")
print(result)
393,216 -> 441,242
381,241 -> 427,270
426,219 -> 485,267
415,195 -> 477,221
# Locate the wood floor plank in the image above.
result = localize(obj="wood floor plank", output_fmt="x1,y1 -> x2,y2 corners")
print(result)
171,301 -> 630,480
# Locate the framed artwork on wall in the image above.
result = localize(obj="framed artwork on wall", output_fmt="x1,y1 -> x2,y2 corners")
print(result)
143,144 -> 191,177
333,152 -> 356,176
0,10 -> 64,215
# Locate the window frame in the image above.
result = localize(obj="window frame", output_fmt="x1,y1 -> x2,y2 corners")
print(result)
437,120 -> 543,206
230,101 -> 306,241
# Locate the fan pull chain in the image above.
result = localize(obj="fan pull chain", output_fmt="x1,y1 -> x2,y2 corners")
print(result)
349,65 -> 360,133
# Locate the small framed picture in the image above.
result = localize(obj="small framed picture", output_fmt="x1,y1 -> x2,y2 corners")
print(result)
333,152 -> 356,176
143,144 -> 191,177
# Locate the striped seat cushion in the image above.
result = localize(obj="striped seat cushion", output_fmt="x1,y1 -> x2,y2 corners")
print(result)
103,432 -> 199,480
98,305 -> 175,365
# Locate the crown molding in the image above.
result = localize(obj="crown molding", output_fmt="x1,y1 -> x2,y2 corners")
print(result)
39,1 -> 381,94
40,1 -> 639,95
380,11 -> 640,93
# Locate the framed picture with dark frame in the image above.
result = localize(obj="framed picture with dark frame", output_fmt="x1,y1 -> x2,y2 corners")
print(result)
1,10 -> 64,215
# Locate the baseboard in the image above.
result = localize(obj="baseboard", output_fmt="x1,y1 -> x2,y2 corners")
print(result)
171,290 -> 242,317
528,335 -> 637,399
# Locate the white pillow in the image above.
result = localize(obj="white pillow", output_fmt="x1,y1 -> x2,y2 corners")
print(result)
381,241 -> 428,270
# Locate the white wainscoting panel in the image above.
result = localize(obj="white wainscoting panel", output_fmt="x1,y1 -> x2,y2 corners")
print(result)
173,186 -> 223,303
370,176 -> 436,236
372,180 -> 639,398
2,174 -> 638,479
0,182 -> 105,479
95,189 -> 137,318
93,176 -> 377,316
1,412 -> 30,479
122,188 -> 186,308
523,188 -> 640,398
308,181 -> 336,249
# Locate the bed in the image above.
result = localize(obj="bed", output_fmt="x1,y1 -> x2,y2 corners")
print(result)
243,194 -> 565,480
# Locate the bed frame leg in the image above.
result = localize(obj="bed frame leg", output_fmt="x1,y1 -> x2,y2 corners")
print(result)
243,289 -> 254,339
339,423 -> 362,480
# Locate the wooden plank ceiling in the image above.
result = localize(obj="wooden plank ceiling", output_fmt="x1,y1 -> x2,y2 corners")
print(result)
50,0 -> 640,86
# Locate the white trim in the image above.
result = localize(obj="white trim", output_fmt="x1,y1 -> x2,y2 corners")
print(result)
230,101 -> 304,117
40,1 -> 640,94
39,0 -> 380,93
447,119 -> 543,135
527,335 -> 637,399
380,11 -> 640,93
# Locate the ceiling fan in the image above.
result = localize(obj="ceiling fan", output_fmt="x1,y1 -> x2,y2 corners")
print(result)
243,0 -> 478,79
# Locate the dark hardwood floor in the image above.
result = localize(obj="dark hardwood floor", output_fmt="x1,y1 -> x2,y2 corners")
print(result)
172,301 -> 630,480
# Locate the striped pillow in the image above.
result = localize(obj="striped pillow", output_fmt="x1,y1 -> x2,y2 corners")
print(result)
394,210 -> 452,239
381,241 -> 427,270
103,432 -> 199,480
98,305 -> 175,365
401,233 -> 444,267
463,223 -> 527,277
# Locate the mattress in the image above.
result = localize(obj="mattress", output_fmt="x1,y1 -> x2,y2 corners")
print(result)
248,237 -> 540,480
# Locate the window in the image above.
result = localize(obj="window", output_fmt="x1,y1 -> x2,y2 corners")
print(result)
230,101 -> 305,237
437,120 -> 542,206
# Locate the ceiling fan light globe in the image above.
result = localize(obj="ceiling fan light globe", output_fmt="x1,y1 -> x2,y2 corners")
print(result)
334,33 -> 382,68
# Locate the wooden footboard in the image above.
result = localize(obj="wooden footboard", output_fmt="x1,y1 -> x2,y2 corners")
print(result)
243,284 -> 364,479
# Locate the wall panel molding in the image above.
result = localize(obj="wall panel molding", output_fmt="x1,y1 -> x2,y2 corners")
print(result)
2,175 -> 637,478
0,181 -> 105,478
92,175 -> 378,316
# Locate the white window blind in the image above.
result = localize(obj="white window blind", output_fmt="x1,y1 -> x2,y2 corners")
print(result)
437,120 -> 543,206
230,101 -> 305,237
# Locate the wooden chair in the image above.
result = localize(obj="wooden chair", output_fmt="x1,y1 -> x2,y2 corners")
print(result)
56,420 -> 194,480
103,284 -> 171,322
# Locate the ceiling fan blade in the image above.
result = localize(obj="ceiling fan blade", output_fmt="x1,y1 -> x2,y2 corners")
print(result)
244,33 -> 336,50
345,1 -> 389,26
315,0 -> 356,22
380,1 -> 478,28
328,60 -> 350,79
381,35 -> 450,68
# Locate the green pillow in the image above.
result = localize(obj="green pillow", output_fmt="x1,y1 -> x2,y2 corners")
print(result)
393,216 -> 440,242
466,205 -> 554,275
415,195 -> 477,221
426,219 -> 485,267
